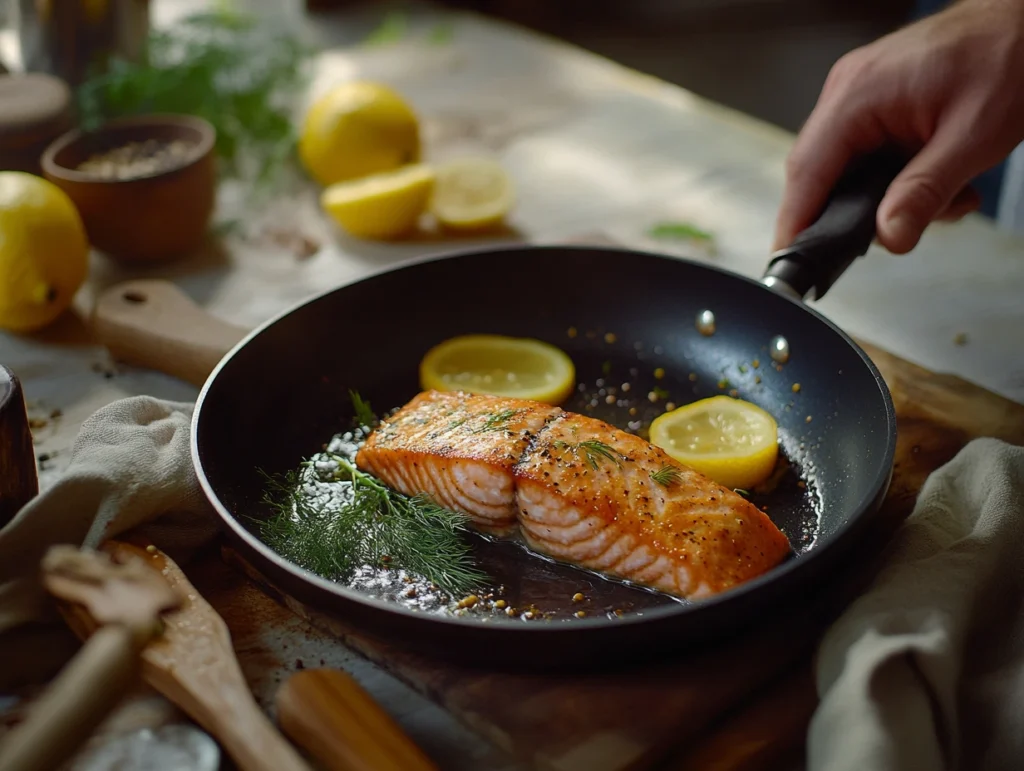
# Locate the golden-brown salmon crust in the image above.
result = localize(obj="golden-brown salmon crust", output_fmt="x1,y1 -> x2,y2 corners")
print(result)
356,390 -> 792,599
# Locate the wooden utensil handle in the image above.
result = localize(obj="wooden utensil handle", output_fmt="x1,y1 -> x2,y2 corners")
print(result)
92,279 -> 249,388
159,674 -> 313,771
0,625 -> 139,771
276,669 -> 439,771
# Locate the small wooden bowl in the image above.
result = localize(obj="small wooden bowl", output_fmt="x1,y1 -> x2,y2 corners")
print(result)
41,114 -> 217,264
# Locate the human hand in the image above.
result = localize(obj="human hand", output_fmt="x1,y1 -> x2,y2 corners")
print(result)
773,0 -> 1024,255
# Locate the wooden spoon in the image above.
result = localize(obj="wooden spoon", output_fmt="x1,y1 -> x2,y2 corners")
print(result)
276,668 -> 439,771
0,544 -> 182,771
75,541 -> 313,771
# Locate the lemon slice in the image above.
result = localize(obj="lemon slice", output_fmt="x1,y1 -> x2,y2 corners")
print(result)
420,334 -> 575,404
428,157 -> 514,231
648,396 -> 779,490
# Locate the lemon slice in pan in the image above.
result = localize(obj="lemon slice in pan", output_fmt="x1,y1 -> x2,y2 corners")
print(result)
649,396 -> 779,490
420,334 -> 575,405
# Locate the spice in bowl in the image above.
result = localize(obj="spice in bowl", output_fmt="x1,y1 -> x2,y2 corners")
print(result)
76,138 -> 197,180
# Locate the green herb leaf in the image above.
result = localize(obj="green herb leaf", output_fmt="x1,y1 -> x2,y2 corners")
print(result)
364,11 -> 408,45
349,390 -> 377,429
555,439 -> 622,470
473,409 -> 520,433
427,21 -> 455,44
652,386 -> 670,399
650,465 -> 682,487
647,221 -> 714,243
258,459 -> 487,596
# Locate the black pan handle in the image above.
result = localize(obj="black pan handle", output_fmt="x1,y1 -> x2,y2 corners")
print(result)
763,148 -> 907,301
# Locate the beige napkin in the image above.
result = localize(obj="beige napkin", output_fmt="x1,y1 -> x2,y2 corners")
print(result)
0,396 -> 215,640
808,438 -> 1024,771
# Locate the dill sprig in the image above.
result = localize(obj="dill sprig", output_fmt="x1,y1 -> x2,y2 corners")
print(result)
650,465 -> 682,487
473,409 -> 520,433
555,439 -> 623,470
349,389 -> 377,429
259,457 -> 486,596
76,9 -> 314,190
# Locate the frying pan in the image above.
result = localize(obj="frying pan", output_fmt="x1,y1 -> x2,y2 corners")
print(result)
94,150 -> 902,671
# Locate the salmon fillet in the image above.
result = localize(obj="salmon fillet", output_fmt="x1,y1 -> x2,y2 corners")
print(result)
356,390 -> 792,599
355,390 -> 560,535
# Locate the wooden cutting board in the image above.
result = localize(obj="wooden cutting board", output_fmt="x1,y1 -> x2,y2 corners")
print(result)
87,238 -> 1024,771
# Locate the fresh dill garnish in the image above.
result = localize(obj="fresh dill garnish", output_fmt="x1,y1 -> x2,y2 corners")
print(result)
259,457 -> 486,596
555,440 -> 623,470
650,466 -> 682,487
734,488 -> 751,498
76,9 -> 314,191
473,409 -> 519,433
349,390 -> 377,429
447,417 -> 468,430
647,221 -> 714,243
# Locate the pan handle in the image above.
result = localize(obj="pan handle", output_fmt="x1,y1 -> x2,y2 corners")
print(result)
762,148 -> 907,301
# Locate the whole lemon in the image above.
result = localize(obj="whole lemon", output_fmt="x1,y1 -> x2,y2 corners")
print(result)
0,172 -> 89,333
299,81 -> 421,186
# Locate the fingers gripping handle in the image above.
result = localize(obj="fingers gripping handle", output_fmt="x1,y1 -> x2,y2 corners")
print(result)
764,148 -> 907,300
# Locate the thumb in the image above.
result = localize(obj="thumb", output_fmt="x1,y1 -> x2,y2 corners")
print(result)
876,127 -> 980,254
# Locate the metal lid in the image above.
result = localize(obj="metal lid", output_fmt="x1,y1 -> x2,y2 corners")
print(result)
0,73 -> 73,150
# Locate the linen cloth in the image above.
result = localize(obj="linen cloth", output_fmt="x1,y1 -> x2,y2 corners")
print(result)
808,437 -> 1024,771
0,396 -> 215,639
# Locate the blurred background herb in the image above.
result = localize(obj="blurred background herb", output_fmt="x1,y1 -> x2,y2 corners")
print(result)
75,10 -> 315,189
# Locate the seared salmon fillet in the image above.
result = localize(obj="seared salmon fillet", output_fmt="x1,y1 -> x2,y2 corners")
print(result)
356,390 -> 791,599
514,411 -> 791,598
355,390 -> 560,534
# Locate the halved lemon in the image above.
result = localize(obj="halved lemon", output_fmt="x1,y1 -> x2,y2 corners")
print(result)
428,157 -> 514,231
648,395 -> 779,490
419,334 -> 575,404
321,163 -> 434,240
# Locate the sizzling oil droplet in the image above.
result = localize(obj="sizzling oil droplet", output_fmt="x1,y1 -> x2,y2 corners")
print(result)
696,310 -> 716,336
770,335 -> 790,363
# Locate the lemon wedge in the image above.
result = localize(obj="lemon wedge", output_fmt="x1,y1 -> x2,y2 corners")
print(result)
429,157 -> 514,231
648,395 -> 779,490
320,164 -> 434,240
420,334 -> 575,405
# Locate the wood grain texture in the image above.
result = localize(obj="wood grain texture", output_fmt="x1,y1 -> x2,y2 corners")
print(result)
100,542 -> 313,771
92,280 -> 247,388
0,365 -> 38,529
276,668 -> 439,771
220,333 -> 1024,771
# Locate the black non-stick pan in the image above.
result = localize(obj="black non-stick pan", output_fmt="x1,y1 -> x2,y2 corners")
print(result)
95,150 -> 902,671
